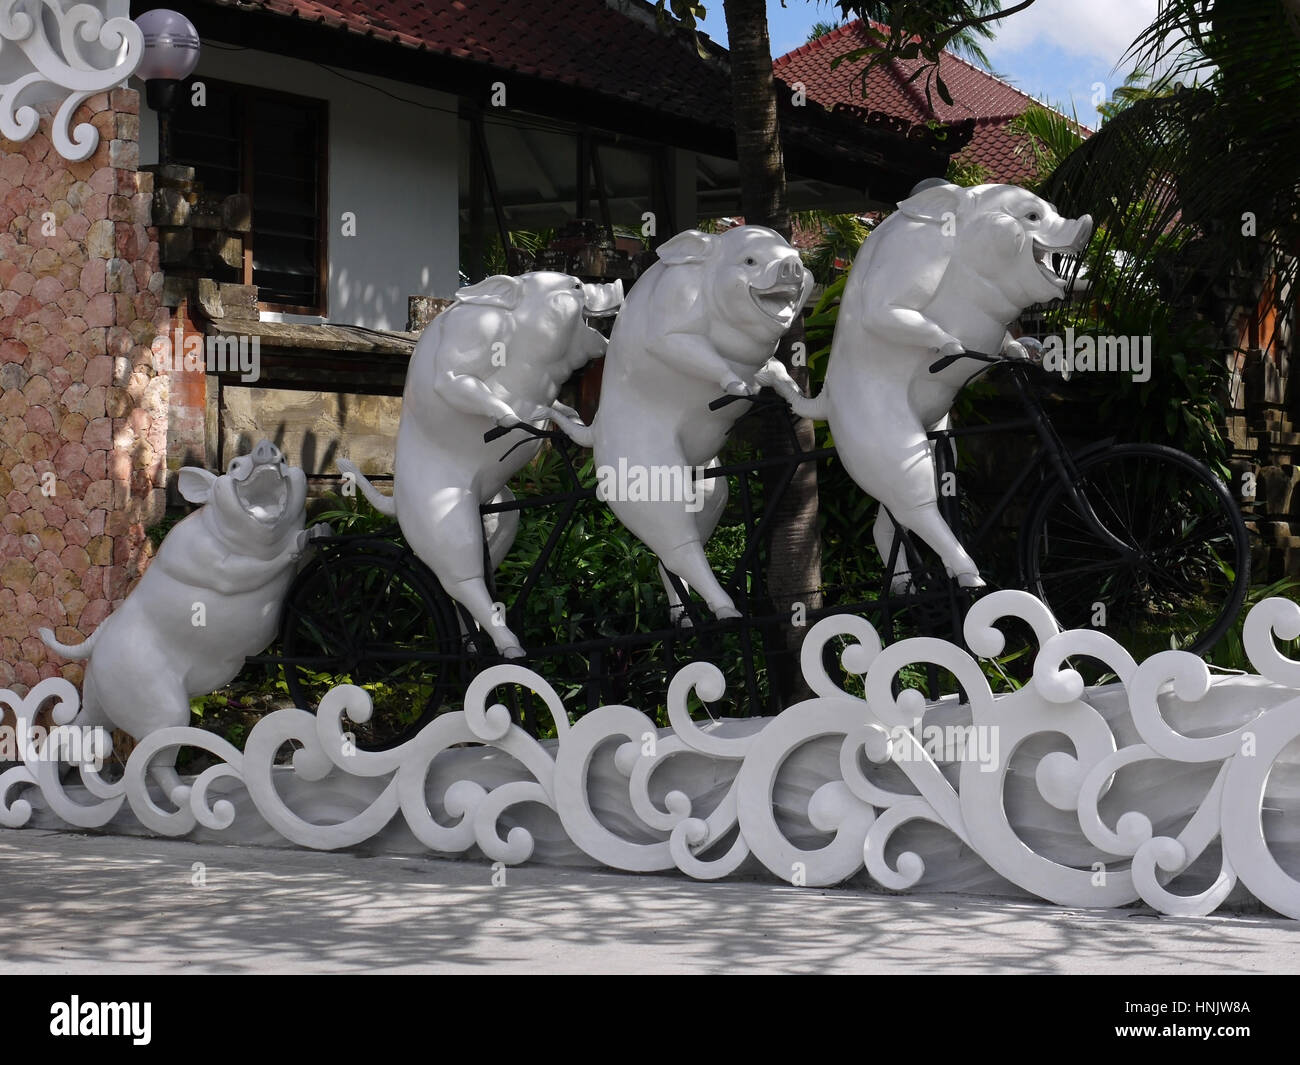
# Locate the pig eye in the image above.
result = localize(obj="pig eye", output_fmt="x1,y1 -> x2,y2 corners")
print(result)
744,257 -> 756,266
1026,212 -> 1041,222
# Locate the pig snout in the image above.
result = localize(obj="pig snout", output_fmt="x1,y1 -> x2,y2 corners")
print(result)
752,255 -> 806,291
774,257 -> 805,286
1071,214 -> 1093,251
251,440 -> 282,468
748,254 -> 810,324
229,440 -> 292,526
583,280 -> 623,318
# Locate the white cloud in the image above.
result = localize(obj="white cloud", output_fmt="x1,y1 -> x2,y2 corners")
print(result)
983,0 -> 1158,74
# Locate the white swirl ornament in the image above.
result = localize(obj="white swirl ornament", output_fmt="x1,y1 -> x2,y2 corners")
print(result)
0,0 -> 144,161
734,697 -> 877,887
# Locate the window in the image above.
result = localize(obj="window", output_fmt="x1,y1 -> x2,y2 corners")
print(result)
459,108 -> 669,281
169,78 -> 328,314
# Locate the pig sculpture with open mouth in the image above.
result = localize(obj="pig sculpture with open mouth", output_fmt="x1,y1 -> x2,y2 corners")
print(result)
342,271 -> 622,659
551,226 -> 812,623
40,441 -> 327,788
761,182 -> 1092,590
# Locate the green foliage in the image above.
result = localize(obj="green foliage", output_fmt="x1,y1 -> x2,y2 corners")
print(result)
145,508 -> 184,549
795,212 -> 872,285
830,1 -> 1025,106
1042,0 -> 1300,411
1205,577 -> 1300,672
807,20 -> 845,43
944,154 -> 990,187
653,1 -> 713,58
460,228 -> 557,282
312,488 -> 395,536
1044,239 -> 1230,471
1006,103 -> 1085,190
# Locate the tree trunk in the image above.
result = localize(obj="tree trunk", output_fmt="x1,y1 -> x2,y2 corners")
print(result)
723,0 -> 822,706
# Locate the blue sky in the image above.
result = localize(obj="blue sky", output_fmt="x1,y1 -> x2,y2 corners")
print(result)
696,0 -> 1159,122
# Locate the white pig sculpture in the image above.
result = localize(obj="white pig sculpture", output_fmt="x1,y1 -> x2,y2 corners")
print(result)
342,271 -> 623,659
760,182 -> 1092,590
40,441 -> 327,790
551,226 -> 812,624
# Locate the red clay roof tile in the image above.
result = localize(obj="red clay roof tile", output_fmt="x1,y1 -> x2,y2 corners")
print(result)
774,19 -> 1088,184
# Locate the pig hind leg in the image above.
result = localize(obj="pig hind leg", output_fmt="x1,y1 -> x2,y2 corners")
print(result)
620,503 -> 736,623
856,419 -> 983,589
874,508 -> 915,594
659,460 -> 730,624
890,502 -> 983,588
405,489 -> 525,658
123,667 -> 198,806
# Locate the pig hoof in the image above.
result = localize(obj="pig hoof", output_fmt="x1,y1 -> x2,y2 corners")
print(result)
954,571 -> 986,589
713,605 -> 742,620
670,607 -> 694,630
502,645 -> 527,660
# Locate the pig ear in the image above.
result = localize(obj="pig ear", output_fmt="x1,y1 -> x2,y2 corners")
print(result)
455,275 -> 524,309
656,230 -> 718,265
177,466 -> 218,505
896,182 -> 968,223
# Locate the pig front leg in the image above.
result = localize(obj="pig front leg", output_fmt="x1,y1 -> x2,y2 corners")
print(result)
862,304 -> 964,357
435,369 -> 525,425
170,526 -> 322,597
648,333 -> 760,396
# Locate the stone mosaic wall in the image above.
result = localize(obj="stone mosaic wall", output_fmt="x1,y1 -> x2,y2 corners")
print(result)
0,87 -> 167,694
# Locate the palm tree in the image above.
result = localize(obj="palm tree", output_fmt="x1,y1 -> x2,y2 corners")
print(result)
1041,1 -> 1300,371
834,1 -> 1036,103
807,21 -> 844,42
717,0 -> 824,702
1005,103 -> 1085,191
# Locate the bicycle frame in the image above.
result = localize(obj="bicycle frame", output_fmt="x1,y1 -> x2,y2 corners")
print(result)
926,359 -> 1141,569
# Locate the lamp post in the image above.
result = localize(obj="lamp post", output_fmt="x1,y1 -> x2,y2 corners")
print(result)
133,9 -> 201,166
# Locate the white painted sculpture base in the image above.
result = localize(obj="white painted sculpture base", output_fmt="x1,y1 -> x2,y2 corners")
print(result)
5,591 -> 1300,919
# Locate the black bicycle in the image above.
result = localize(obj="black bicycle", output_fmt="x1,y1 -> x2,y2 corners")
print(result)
257,350 -> 1250,746
907,347 -> 1251,660
263,414 -> 839,748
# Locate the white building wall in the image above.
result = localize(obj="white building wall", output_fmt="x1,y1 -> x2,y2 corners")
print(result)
140,46 -> 461,330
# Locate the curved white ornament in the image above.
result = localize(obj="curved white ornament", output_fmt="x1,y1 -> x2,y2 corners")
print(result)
0,0 -> 143,161
10,594 -> 1300,919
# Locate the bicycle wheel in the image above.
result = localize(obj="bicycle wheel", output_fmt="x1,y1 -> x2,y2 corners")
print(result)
1022,443 -> 1250,658
279,538 -> 468,750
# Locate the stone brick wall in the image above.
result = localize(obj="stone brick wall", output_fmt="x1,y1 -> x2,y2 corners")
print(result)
0,87 -> 167,694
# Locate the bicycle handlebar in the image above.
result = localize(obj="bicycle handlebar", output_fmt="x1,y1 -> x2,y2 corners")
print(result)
708,392 -> 756,411
483,420 -> 557,444
927,349 -> 1004,375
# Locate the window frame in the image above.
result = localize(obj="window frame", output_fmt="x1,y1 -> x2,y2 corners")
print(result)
169,76 -> 330,316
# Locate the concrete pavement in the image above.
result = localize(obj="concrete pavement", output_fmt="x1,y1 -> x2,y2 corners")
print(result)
2,828 -> 1298,974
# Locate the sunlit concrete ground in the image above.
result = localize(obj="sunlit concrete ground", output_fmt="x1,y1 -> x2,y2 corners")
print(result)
2,829 -> 1298,974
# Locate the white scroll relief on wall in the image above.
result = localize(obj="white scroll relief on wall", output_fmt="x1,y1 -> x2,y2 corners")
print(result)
3,590 -> 1299,919
0,0 -> 143,161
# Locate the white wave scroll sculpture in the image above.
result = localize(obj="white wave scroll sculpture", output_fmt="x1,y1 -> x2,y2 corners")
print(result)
4,590 -> 1300,919
0,0 -> 143,161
